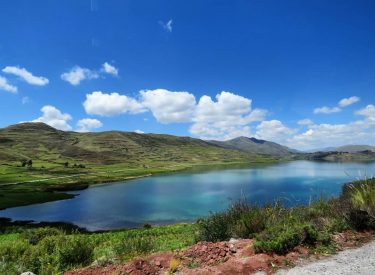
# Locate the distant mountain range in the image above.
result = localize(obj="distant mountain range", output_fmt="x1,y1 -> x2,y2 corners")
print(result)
0,123 -> 373,165
307,145 -> 375,153
208,137 -> 298,156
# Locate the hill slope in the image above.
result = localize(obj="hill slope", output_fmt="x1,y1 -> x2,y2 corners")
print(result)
306,145 -> 375,153
335,144 -> 375,153
0,123 -> 272,165
209,136 -> 298,156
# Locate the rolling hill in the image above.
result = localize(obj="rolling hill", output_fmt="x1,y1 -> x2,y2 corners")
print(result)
307,145 -> 375,153
335,145 -> 375,153
208,136 -> 298,156
0,122 -> 274,166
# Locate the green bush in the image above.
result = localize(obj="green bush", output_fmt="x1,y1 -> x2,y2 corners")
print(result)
55,236 -> 94,270
22,227 -> 63,245
196,212 -> 230,242
196,200 -> 266,242
254,224 -> 304,255
113,237 -> 154,259
0,240 -> 29,262
230,206 -> 265,238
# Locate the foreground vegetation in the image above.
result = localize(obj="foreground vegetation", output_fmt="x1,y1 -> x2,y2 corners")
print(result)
0,222 -> 196,275
197,178 -> 375,254
0,178 -> 374,274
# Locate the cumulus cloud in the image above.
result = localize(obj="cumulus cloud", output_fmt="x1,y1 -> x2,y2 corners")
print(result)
140,89 -> 196,123
298,118 -> 314,126
81,89 -> 266,140
339,96 -> 360,107
102,62 -> 118,76
313,106 -> 341,114
255,120 -> 295,143
159,19 -> 173,32
32,105 -> 72,131
76,118 -> 103,132
287,121 -> 375,150
0,76 -> 17,93
61,66 -> 99,85
134,129 -> 145,134
356,104 -> 375,123
2,66 -> 49,86
190,91 -> 267,140
83,91 -> 145,116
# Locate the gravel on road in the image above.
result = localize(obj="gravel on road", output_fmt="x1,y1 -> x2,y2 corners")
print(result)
277,241 -> 375,275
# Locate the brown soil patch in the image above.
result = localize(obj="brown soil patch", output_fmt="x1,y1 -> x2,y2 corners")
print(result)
65,230 -> 374,275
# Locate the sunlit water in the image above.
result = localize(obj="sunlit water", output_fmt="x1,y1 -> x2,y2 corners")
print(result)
1,160 -> 375,231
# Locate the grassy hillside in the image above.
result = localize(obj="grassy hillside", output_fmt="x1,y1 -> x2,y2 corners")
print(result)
0,122 -> 272,166
209,136 -> 298,156
0,123 -> 275,209
303,150 -> 375,161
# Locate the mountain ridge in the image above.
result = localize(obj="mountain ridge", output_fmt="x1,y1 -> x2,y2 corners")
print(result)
0,122 -> 275,165
208,136 -> 299,156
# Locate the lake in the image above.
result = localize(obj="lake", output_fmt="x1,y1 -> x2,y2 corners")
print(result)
1,160 -> 375,231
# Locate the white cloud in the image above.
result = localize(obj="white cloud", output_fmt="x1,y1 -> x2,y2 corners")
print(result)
313,106 -> 341,114
287,120 -> 375,150
61,66 -> 99,85
339,96 -> 360,107
134,129 -> 145,134
81,89 -> 266,140
159,19 -> 173,32
32,105 -> 72,131
255,120 -> 295,143
356,104 -> 375,123
2,66 -> 49,86
76,118 -> 103,132
298,119 -> 314,126
140,89 -> 196,123
0,76 -> 17,93
83,91 -> 145,116
102,62 -> 118,76
190,91 -> 267,140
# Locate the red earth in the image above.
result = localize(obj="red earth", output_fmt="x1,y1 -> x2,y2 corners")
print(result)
65,230 -> 374,275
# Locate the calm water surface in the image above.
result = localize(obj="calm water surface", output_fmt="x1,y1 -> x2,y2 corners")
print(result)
1,160 -> 375,231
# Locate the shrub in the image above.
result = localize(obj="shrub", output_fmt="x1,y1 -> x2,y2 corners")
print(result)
55,236 -> 94,270
113,237 -> 154,259
230,206 -> 265,238
22,227 -> 63,245
196,200 -> 266,242
0,240 -> 29,262
196,212 -> 230,242
254,225 -> 304,255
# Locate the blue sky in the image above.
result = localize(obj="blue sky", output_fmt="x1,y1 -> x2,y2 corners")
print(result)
0,0 -> 374,150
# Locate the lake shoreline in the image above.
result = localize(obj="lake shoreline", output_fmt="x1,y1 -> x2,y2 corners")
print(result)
0,160 -> 279,210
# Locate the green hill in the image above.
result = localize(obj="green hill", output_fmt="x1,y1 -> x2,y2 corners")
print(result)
209,136 -> 299,156
0,122 -> 273,166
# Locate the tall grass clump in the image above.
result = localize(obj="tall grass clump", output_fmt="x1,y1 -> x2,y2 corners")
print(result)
348,178 -> 375,226
196,200 -> 266,242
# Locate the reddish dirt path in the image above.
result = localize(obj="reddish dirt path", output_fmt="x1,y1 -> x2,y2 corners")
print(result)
65,230 -> 374,275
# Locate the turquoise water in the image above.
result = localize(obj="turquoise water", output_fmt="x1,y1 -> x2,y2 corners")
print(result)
1,160 -> 375,231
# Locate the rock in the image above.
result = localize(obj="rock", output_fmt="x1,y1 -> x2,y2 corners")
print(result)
229,238 -> 240,243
